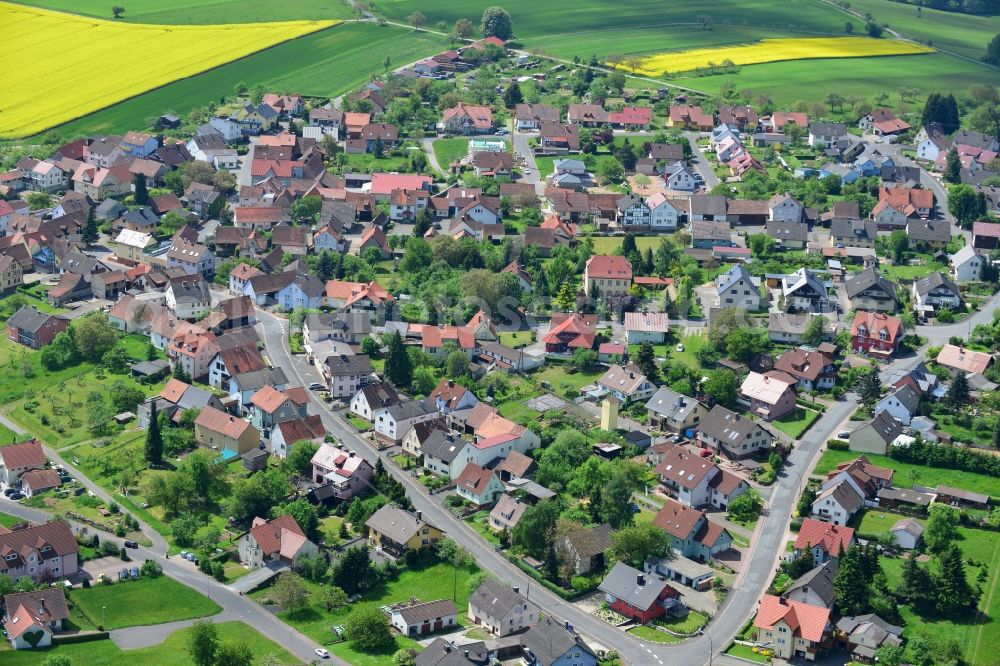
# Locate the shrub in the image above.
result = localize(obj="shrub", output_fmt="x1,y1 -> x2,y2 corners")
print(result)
827,439 -> 849,451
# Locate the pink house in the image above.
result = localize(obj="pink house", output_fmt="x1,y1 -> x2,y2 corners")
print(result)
739,371 -> 796,421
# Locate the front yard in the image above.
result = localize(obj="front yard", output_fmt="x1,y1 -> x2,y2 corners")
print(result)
770,407 -> 820,439
725,643 -> 771,663
628,624 -> 682,643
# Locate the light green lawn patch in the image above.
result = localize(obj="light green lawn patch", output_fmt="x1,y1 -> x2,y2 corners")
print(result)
882,261 -> 949,281
814,448 -> 1000,499
770,407 -> 820,439
0,621 -> 297,666
854,508 -> 925,540
590,236 -> 664,255
533,364 -> 604,399
347,414 -> 371,431
499,331 -> 535,347
628,624 -> 683,643
725,643 -> 772,663
433,138 -> 472,169
70,576 -> 221,629
667,330 -> 709,370
657,610 -> 709,634
497,400 -> 540,423
0,512 -> 24,528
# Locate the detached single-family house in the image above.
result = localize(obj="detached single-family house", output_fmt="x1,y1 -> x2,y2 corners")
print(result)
310,443 -> 374,501
912,271 -> 961,314
655,443 -> 747,509
811,480 -> 864,525
0,439 -> 46,486
521,618 -> 598,666
849,411 -> 903,455
716,264 -> 762,311
794,518 -> 855,565
236,515 -> 318,569
951,244 -> 985,283
850,311 -> 903,359
6,307 -> 68,350
785,562 -> 837,609
697,405 -> 773,459
598,563 -> 679,624
455,464 -> 505,506
2,588 -> 69,650
595,364 -> 655,404
468,579 -> 540,637
652,498 -> 732,561
755,595 -> 832,661
874,384 -> 920,426
739,371 -> 796,421
194,407 -> 259,455
365,504 -> 443,557
645,388 -> 706,434
773,347 -> 837,391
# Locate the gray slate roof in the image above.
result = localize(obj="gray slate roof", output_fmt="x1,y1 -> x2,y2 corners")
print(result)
786,561 -> 837,607
469,579 -> 533,618
598,562 -> 669,611
521,618 -> 596,666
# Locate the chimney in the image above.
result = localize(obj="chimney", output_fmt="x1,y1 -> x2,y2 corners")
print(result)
448,380 -> 455,388
637,574 -> 645,586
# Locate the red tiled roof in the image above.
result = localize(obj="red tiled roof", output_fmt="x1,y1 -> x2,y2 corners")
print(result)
652,497 -> 703,539
794,518 -> 854,557
755,594 -> 830,642
456,463 -> 495,494
585,254 -> 633,280
850,311 -> 902,344
195,406 -> 252,439
248,514 -> 306,557
21,469 -> 61,492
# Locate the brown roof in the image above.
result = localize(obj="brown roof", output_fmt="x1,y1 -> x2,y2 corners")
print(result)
0,521 -> 77,574
250,385 -> 292,413
247,514 -> 306,557
456,463 -> 496,495
494,451 -> 536,478
159,378 -> 191,403
3,588 -> 70,623
276,415 -> 325,443
21,469 -> 61,492
653,498 -> 703,539
395,598 -> 458,625
0,439 -> 45,471
195,406 -> 253,439
561,522 -> 613,558
655,445 -> 717,491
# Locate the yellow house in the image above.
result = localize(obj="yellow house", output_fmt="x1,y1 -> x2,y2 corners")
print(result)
365,504 -> 443,557
113,229 -> 156,265
194,406 -> 260,455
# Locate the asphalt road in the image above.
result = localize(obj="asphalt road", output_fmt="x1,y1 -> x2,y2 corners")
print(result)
256,307 -> 856,665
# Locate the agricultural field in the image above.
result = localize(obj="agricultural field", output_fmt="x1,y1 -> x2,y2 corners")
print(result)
669,51 -> 1000,107
43,22 -> 446,139
375,0 -> 850,39
16,0 -> 353,23
833,0 -> 1000,60
1,1 -> 337,137
626,37 -> 933,76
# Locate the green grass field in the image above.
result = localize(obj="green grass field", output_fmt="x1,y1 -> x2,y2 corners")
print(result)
879,522 -> 1000,665
670,51 -> 998,107
0,621 -> 297,666
432,138 -> 471,169
15,0 -> 354,23
837,0 -> 1000,60
43,23 -> 445,139
533,364 -> 604,398
250,560 -> 469,660
70,576 -> 222,629
814,448 -> 1000,499
376,0 -> 849,39
771,407 -> 820,439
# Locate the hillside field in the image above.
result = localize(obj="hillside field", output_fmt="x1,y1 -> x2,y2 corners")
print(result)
13,0 -> 354,22
375,0 -> 852,38
41,22 -> 446,138
1,1 -> 337,137
830,0 -> 1000,60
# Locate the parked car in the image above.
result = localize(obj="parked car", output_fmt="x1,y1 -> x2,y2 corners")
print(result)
130,567 -> 140,577
3,488 -> 16,497
9,492 -> 24,500
315,648 -> 330,659
836,431 -> 852,439
123,540 -> 138,549
308,382 -> 325,391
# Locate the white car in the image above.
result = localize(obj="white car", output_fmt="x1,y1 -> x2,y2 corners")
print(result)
315,648 -> 330,659
676,343 -> 685,352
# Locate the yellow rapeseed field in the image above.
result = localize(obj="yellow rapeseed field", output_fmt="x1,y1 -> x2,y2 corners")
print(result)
0,1 -> 338,138
619,37 -> 934,77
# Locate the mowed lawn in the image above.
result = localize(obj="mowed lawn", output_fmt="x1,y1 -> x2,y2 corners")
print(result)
590,235 -> 664,255
0,621 -> 297,666
375,0 -> 848,38
17,0 -> 354,22
70,576 -> 222,629
432,138 -> 472,169
813,448 -> 1000,499
852,508 -> 926,539
44,23 -> 446,138
770,407 -> 820,439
